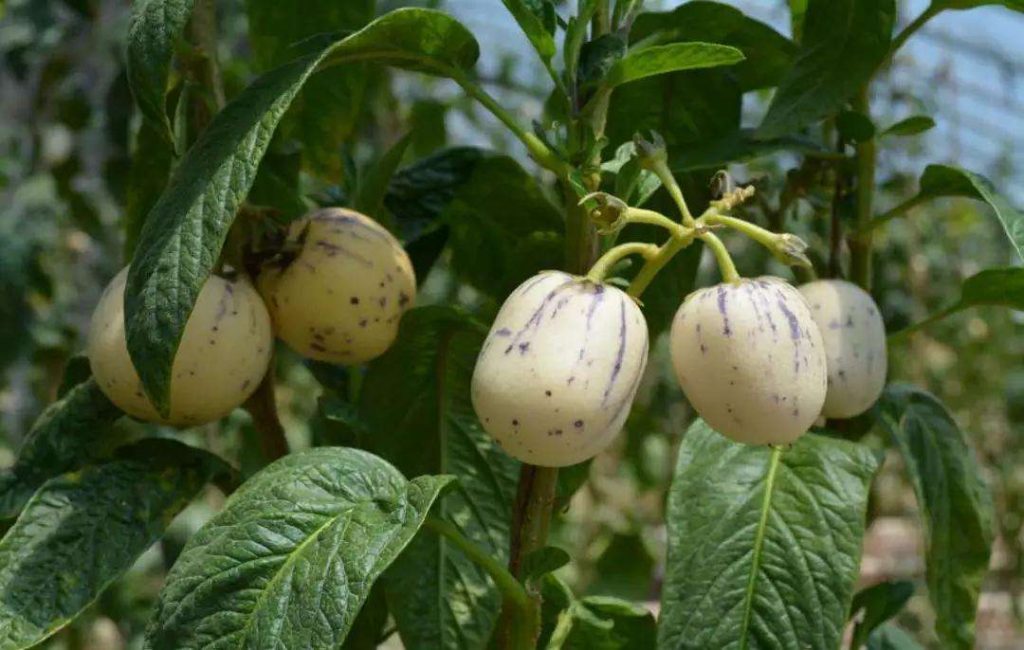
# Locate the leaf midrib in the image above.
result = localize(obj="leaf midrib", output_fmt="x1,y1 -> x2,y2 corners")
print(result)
738,446 -> 783,650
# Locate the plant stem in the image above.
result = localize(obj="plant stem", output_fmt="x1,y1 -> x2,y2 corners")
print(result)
455,74 -> 570,177
700,232 -> 741,284
863,194 -> 928,232
848,87 -> 876,289
625,207 -> 691,237
650,161 -> 695,225
887,304 -> 962,343
424,516 -> 531,613
891,4 -> 941,55
627,236 -> 691,299
243,363 -> 289,462
703,213 -> 777,250
586,242 -> 658,282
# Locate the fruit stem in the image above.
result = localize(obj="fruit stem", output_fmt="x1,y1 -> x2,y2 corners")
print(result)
700,231 -> 741,284
586,242 -> 659,283
624,207 -> 691,238
243,362 -> 289,462
627,233 -> 694,299
650,160 -> 695,226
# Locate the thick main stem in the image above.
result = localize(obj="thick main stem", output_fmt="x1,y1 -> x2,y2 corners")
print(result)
848,87 -> 876,289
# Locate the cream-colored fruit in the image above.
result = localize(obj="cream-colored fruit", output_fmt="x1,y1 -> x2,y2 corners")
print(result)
258,208 -> 416,364
87,267 -> 273,427
799,279 -> 887,418
669,276 -> 827,445
471,271 -> 649,467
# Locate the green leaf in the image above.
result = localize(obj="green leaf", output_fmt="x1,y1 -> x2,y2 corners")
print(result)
522,546 -> 571,582
125,0 -> 195,144
604,42 -> 744,88
0,438 -> 226,649
658,420 -> 879,650
124,8 -> 480,414
0,379 -> 122,519
890,267 -> 1023,338
564,3 -> 600,91
837,109 -> 877,143
441,155 -> 564,299
758,0 -> 896,138
850,580 -> 916,648
354,133 -> 412,227
501,0 -> 556,61
914,165 -> 1024,261
357,307 -> 519,649
631,1 -> 797,91
866,624 -> 925,650
875,385 -> 994,649
145,448 -> 453,649
246,0 -> 375,180
881,115 -> 936,137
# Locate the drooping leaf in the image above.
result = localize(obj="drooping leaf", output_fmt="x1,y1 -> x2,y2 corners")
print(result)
246,0 -> 375,179
124,8 -> 480,414
522,546 -> 571,582
354,133 -> 412,228
850,580 -> 916,649
758,0 -> 896,138
0,438 -> 227,649
358,307 -> 519,649
125,0 -> 195,144
881,115 -> 936,138
0,379 -> 122,519
603,42 -> 744,88
658,420 -> 879,650
875,385 -> 994,649
631,1 -> 797,90
914,165 -> 1024,260
145,447 -> 453,649
501,0 -> 556,62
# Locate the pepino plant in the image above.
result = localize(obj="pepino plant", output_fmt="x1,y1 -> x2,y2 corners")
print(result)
0,1 -> 1020,649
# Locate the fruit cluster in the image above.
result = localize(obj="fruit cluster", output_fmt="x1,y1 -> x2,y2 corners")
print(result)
88,208 -> 417,425
472,272 -> 886,466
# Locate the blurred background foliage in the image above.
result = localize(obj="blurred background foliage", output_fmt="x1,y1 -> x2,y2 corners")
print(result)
0,0 -> 1021,647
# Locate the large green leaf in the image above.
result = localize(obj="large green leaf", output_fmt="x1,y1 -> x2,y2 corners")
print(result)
145,448 -> 453,649
0,379 -> 122,519
124,8 -> 480,415
441,154 -> 564,300
246,0 -> 375,179
758,0 -> 895,138
0,439 -> 227,650
358,307 -> 519,649
658,420 -> 879,650
125,0 -> 195,144
669,129 -> 827,173
631,1 -> 797,91
603,42 -> 743,88
875,385 -> 994,649
914,165 -> 1024,261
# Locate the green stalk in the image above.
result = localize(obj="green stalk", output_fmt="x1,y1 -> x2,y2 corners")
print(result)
586,242 -> 659,283
627,236 -> 690,299
890,4 -> 941,55
887,304 -> 962,343
848,87 -> 876,289
454,74 -> 570,177
863,194 -> 928,232
700,232 -> 741,284
424,516 -> 531,613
